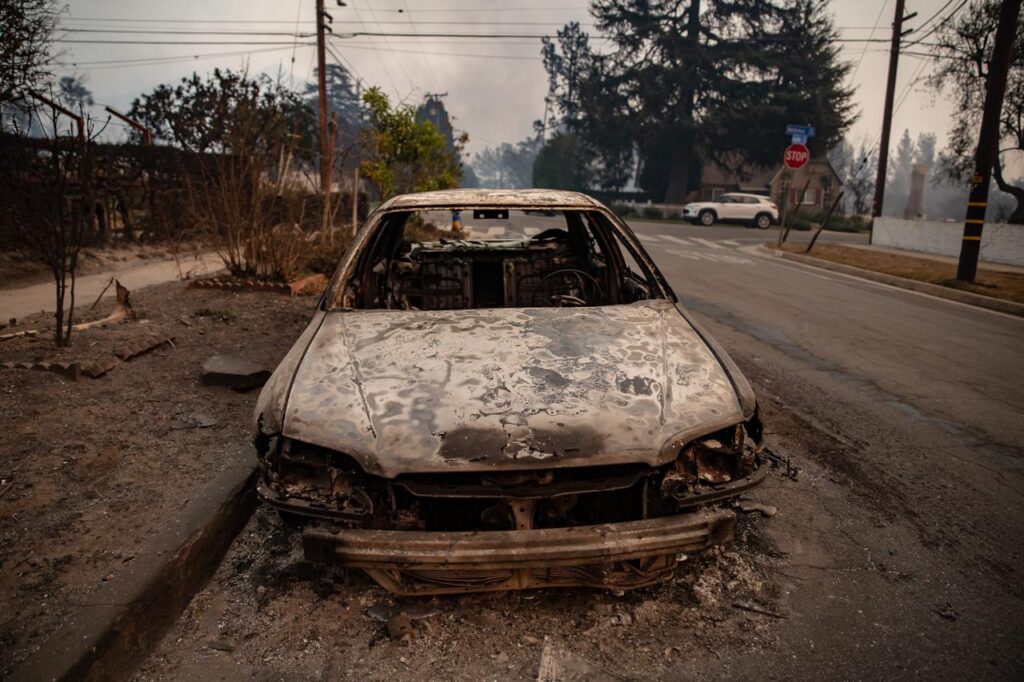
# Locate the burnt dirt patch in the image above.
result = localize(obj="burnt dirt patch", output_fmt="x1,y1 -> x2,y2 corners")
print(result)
134,507 -> 784,681
0,281 -> 314,676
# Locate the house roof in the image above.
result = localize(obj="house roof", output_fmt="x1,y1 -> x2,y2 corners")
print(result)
769,158 -> 843,187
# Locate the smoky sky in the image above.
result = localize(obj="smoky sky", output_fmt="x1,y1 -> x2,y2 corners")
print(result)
58,0 -> 959,158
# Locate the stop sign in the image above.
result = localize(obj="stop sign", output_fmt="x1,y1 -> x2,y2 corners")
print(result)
784,143 -> 810,170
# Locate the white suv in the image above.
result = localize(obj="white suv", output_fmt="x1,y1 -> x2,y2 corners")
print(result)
682,193 -> 779,229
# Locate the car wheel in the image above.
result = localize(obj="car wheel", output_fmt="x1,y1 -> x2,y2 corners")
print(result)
699,210 -> 716,226
754,213 -> 772,229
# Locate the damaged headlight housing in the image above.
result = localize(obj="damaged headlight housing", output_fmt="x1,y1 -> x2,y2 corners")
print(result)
262,438 -> 373,516
660,425 -> 754,500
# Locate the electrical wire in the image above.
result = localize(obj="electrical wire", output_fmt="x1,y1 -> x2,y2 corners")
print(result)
336,42 -> 541,61
56,39 -> 311,45
52,44 -> 314,71
850,0 -> 888,83
348,2 -> 400,100
904,0 -> 969,48
403,0 -> 442,92
289,0 -> 304,81
363,0 -> 416,97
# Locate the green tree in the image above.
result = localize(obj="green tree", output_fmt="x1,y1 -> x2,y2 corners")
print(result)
928,0 -> 1024,223
916,132 -> 937,168
543,0 -> 855,202
0,0 -> 61,104
128,68 -> 314,158
471,138 -> 540,188
304,63 -> 362,143
541,21 -> 593,130
887,129 -> 917,214
359,87 -> 464,200
848,140 -> 878,215
533,131 -> 590,191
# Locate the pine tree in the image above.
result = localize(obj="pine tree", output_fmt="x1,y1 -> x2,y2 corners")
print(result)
542,0 -> 855,202
887,129 -> 916,214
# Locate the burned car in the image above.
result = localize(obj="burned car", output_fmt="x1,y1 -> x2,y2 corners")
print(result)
254,189 -> 767,595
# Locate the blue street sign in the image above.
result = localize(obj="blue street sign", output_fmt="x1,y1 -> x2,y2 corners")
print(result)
791,133 -> 808,145
786,124 -> 816,137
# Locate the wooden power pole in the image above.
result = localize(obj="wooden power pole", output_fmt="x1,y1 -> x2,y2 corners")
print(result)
871,0 -> 916,234
956,0 -> 1022,282
315,0 -> 331,195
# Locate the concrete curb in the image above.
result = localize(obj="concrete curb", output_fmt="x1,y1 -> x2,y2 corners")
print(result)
766,246 -> 1024,317
9,464 -> 258,682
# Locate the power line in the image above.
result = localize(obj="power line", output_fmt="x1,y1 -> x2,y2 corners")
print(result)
403,0 -> 442,92
62,8 -> 593,23
325,42 -> 365,87
52,44 -> 314,70
59,27 -> 317,36
56,26 -> 893,44
289,0 -> 304,81
851,0 -> 888,82
906,0 -> 957,36
904,0 -> 969,47
362,0 -> 416,96
56,39 -> 311,45
348,2 -> 400,100
337,42 -> 541,61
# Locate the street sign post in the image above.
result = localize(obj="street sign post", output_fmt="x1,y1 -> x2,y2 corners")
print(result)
784,143 -> 810,170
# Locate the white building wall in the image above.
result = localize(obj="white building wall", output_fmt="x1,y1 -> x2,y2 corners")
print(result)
873,218 -> 1024,268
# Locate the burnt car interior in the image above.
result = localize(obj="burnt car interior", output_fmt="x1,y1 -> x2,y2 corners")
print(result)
336,209 -> 664,310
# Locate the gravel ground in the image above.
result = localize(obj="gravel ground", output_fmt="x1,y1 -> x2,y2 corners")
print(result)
132,507 -> 783,682
0,280 -> 314,676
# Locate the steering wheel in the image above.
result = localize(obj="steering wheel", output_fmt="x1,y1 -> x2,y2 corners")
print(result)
531,269 -> 603,307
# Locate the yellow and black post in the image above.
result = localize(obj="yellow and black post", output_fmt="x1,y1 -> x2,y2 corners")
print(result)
956,0 -> 1021,282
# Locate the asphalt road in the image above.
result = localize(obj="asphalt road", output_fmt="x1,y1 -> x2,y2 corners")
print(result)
623,219 -> 1024,679
133,217 -> 1024,680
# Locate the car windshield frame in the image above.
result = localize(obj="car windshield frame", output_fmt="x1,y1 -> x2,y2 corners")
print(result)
320,203 -> 677,311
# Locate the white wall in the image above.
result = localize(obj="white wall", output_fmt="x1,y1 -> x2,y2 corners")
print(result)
873,218 -> 1024,268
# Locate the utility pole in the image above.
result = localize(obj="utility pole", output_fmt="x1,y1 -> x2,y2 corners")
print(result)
315,0 -> 332,194
870,0 -> 916,239
956,0 -> 1022,282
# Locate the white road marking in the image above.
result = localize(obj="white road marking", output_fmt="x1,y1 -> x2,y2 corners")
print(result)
484,226 -> 505,237
522,227 -> 539,236
637,233 -> 663,242
667,249 -> 753,265
659,234 -> 694,247
690,237 -> 724,249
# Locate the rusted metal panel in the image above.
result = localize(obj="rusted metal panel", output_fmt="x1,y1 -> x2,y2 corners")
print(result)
303,507 -> 734,571
279,299 -> 747,477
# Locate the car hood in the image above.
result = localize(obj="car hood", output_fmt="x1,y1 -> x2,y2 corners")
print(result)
279,299 -> 748,477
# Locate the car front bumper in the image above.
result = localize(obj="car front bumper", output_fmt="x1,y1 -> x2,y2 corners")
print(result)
302,507 -> 735,594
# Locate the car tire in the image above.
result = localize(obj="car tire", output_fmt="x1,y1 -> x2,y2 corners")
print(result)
699,210 -> 716,226
754,213 -> 773,229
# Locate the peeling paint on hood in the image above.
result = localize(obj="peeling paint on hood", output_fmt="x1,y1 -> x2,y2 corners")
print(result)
278,299 -> 746,478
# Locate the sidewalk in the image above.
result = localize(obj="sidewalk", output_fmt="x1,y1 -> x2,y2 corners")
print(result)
843,243 -> 1024,275
0,252 -> 222,321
